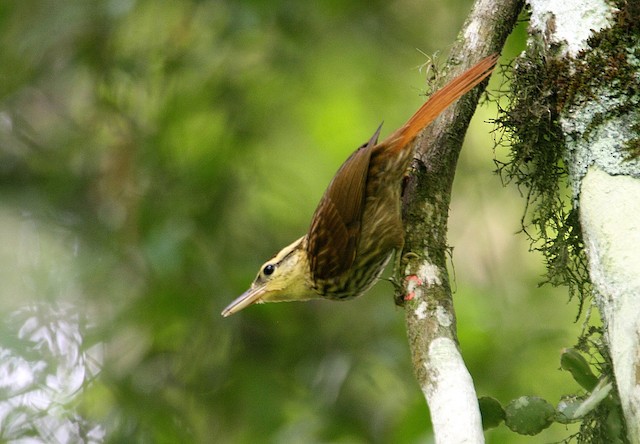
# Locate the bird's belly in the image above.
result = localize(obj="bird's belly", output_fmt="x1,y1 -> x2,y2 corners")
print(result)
316,250 -> 394,300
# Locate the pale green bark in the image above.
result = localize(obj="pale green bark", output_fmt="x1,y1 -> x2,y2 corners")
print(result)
527,0 -> 640,440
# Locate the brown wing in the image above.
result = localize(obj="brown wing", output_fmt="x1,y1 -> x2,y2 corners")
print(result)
307,124 -> 382,281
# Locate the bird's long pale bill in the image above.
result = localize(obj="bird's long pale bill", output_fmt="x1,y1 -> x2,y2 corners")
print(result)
221,285 -> 266,317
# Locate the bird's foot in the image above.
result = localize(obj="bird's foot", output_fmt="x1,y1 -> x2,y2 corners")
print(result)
391,274 -> 423,307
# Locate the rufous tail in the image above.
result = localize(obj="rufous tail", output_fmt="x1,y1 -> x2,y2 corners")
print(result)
382,54 -> 498,152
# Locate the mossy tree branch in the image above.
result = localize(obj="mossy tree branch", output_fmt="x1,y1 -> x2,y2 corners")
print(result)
395,0 -> 524,441
495,0 -> 640,441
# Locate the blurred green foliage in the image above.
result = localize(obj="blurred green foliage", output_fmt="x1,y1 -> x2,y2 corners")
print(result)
0,0 -> 584,442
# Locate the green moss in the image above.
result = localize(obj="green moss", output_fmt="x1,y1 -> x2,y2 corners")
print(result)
493,39 -> 590,313
493,1 -> 640,317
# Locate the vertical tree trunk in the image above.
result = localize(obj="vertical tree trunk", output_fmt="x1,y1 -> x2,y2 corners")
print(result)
513,0 -> 640,440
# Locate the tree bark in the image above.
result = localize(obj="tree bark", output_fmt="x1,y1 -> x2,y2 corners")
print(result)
517,0 -> 640,441
398,0 -> 523,442
580,168 -> 640,441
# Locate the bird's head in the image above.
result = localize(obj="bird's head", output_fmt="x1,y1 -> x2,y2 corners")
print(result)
221,236 -> 316,317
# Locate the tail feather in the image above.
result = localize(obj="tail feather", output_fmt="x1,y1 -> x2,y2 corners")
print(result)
382,54 -> 498,151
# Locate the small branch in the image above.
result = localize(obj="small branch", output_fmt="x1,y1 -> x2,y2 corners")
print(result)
398,0 -> 523,442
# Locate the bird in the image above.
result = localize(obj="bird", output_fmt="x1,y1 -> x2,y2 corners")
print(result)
222,54 -> 498,317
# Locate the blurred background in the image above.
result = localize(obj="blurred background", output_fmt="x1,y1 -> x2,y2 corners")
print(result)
0,0 -> 584,442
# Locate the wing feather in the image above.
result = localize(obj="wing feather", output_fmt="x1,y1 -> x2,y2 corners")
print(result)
307,125 -> 382,281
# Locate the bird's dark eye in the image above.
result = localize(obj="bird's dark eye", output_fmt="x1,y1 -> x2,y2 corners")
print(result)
263,264 -> 275,276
